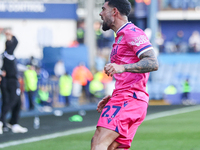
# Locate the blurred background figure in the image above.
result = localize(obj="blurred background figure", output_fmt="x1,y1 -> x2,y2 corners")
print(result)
89,71 -> 105,103
35,86 -> 52,112
164,84 -> 177,95
76,20 -> 85,44
24,65 -> 38,110
54,60 -> 66,78
94,21 -> 103,50
155,31 -> 165,53
188,30 -> 200,53
172,30 -> 185,52
0,28 -> 27,134
59,72 -> 73,106
28,56 -> 40,68
72,62 -> 93,103
181,78 -> 191,105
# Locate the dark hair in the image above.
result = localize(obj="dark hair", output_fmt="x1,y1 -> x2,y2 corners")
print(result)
105,0 -> 131,16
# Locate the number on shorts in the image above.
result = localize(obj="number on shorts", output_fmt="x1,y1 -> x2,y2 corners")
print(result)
101,106 -> 110,117
101,105 -> 121,118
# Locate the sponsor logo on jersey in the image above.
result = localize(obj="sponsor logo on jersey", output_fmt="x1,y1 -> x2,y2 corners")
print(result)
130,35 -> 148,46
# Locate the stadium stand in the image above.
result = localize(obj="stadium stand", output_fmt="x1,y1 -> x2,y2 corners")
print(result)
148,53 -> 200,104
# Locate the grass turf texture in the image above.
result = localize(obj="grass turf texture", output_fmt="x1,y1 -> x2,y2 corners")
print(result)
3,109 -> 200,150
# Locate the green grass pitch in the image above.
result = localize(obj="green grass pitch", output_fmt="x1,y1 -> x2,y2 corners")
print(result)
3,109 -> 200,150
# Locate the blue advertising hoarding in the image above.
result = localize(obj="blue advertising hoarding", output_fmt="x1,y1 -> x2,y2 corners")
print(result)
0,2 -> 78,19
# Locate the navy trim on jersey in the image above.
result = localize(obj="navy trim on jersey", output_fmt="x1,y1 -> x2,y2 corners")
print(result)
136,45 -> 152,56
116,22 -> 132,34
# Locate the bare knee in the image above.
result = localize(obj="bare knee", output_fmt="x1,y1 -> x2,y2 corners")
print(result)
91,127 -> 119,150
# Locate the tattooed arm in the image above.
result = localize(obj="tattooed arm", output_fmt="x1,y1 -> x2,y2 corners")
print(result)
124,49 -> 159,73
104,49 -> 158,76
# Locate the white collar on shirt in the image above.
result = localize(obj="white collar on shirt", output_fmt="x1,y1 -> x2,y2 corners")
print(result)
116,22 -> 131,34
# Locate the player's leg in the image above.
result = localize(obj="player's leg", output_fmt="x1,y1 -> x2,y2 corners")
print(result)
91,126 -> 120,150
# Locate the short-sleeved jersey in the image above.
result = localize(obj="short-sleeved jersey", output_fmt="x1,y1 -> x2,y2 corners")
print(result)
110,22 -> 153,103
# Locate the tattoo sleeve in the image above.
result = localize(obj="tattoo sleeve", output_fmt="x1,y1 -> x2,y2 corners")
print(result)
124,49 -> 159,73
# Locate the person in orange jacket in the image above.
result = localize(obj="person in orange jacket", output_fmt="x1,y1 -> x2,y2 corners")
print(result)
72,62 -> 93,101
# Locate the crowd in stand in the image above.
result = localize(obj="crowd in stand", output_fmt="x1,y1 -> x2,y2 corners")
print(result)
156,30 -> 200,53
14,58 -> 113,112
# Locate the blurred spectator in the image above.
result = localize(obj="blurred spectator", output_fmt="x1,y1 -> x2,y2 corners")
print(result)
94,21 -> 104,49
164,41 -> 177,53
188,30 -> 200,52
28,56 -> 40,68
59,72 -> 73,106
155,32 -> 165,53
89,72 -> 105,103
101,70 -> 113,85
181,78 -> 191,105
164,84 -> 177,95
0,29 -> 27,134
36,67 -> 49,84
72,62 -> 93,101
36,86 -> 52,112
77,20 -> 85,44
54,60 -> 66,78
24,65 -> 38,110
172,30 -> 188,53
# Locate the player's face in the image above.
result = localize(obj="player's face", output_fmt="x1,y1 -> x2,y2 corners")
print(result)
99,2 -> 114,31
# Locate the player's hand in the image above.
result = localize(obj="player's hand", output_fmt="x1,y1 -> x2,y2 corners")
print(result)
104,63 -> 125,77
96,95 -> 111,113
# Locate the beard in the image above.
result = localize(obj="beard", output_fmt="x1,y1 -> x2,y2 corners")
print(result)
102,21 -> 111,31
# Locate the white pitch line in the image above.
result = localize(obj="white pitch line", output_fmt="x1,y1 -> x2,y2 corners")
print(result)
0,126 -> 96,149
1,105 -> 200,149
145,105 -> 200,121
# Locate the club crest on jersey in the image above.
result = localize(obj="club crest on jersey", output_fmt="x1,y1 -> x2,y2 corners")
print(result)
117,35 -> 123,44
130,35 -> 148,46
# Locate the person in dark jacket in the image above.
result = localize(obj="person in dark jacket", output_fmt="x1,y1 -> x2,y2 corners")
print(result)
0,29 -> 27,134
